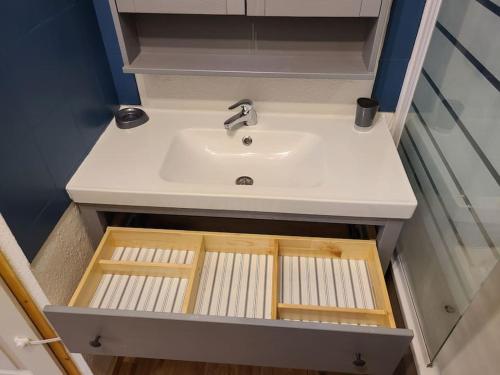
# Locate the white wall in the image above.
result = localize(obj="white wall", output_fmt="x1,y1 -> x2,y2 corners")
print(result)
136,74 -> 373,115
0,208 -> 115,375
0,277 -> 64,374
0,213 -> 93,375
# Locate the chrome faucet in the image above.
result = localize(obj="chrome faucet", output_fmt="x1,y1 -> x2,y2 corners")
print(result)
224,99 -> 258,130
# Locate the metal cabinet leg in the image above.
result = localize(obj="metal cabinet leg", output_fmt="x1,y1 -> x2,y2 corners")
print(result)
79,205 -> 107,248
377,220 -> 404,272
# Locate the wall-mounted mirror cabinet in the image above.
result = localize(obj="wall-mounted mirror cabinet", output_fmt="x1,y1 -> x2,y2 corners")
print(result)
109,0 -> 391,79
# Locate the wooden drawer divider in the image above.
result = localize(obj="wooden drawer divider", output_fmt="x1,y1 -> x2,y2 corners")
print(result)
182,237 -> 206,313
68,227 -> 395,328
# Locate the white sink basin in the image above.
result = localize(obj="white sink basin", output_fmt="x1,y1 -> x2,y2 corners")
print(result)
160,129 -> 326,188
67,107 -> 417,219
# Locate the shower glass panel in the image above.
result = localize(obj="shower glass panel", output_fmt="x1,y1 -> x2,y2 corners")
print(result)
397,0 -> 499,361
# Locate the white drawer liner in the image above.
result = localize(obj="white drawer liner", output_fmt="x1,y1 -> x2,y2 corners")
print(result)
280,256 -> 375,309
195,252 -> 274,319
280,256 -> 376,325
87,248 -> 377,326
89,246 -> 194,312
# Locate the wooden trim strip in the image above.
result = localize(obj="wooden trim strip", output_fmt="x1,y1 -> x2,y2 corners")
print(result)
109,230 -> 204,253
182,238 -> 206,313
69,228 -> 113,307
0,250 -> 80,375
107,227 -> 376,248
363,242 -> 396,328
278,303 -> 391,327
67,227 -> 395,327
203,235 -> 275,255
278,247 -> 343,259
98,260 -> 192,278
271,240 -> 279,319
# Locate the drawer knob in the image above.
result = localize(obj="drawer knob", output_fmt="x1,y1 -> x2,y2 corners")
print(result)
353,353 -> 366,368
89,335 -> 102,348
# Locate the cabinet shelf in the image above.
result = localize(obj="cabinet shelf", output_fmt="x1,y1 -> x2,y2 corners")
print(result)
111,3 -> 391,79
124,50 -> 374,79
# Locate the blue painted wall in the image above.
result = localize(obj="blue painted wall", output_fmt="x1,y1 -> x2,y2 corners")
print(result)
92,0 -> 140,104
0,0 -> 118,261
372,0 -> 427,111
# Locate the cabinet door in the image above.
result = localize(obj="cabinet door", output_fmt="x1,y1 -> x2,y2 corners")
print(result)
247,0 -> 381,17
116,0 -> 245,15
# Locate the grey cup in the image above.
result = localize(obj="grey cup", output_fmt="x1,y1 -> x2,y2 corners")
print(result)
355,98 -> 379,128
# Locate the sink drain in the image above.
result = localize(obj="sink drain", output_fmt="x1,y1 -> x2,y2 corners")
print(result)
235,176 -> 254,185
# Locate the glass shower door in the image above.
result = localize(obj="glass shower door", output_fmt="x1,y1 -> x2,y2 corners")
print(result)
396,0 -> 499,361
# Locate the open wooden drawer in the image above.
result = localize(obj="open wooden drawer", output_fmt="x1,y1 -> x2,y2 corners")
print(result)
45,227 -> 412,375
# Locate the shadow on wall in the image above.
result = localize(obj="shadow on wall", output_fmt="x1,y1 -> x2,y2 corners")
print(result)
0,1 -> 118,261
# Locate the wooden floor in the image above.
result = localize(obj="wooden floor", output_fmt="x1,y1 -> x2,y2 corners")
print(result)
112,358 -> 346,375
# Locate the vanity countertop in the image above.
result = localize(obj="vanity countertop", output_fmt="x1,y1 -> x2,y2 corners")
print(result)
67,107 -> 417,219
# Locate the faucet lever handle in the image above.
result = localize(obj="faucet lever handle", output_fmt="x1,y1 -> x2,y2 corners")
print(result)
228,99 -> 254,111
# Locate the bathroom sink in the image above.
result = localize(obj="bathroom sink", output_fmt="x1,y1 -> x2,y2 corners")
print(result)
160,129 -> 326,188
67,108 -> 417,219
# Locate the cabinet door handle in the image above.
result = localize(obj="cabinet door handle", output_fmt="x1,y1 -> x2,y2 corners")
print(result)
89,335 -> 102,348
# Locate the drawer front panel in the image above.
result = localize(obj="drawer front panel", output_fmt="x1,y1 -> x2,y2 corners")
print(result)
116,0 -> 245,15
45,306 -> 412,375
265,0 -> 362,17
247,0 -> 381,17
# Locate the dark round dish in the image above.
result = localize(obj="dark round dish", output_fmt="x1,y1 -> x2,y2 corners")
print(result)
115,107 -> 149,129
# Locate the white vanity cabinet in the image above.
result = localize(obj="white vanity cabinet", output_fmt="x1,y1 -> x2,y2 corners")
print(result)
116,0 -> 246,15
247,0 -> 382,17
